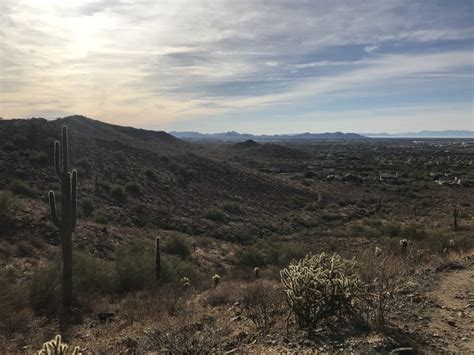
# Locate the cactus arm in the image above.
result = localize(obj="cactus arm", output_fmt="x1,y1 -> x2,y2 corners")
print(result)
71,170 -> 77,232
61,126 -> 69,174
48,191 -> 61,228
54,141 -> 61,177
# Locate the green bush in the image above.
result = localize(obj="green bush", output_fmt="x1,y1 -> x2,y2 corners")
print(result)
111,185 -> 126,202
112,151 -> 127,162
80,198 -> 95,217
165,234 -> 191,259
145,169 -> 157,181
237,247 -> 266,267
9,180 -> 39,198
29,252 -> 118,314
125,181 -> 142,195
115,240 -> 155,292
76,158 -> 93,176
115,240 -> 191,291
93,209 -> 109,224
205,209 -> 227,222
29,258 -> 62,315
0,191 -> 21,232
379,223 -> 401,238
73,252 -> 117,294
222,202 -> 244,215
0,266 -> 26,333
28,151 -> 48,166
266,242 -> 306,267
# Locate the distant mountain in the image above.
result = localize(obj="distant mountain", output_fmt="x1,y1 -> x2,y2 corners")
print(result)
169,131 -> 367,141
363,130 -> 474,138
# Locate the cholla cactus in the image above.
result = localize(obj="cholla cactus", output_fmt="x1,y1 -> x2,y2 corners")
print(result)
38,335 -> 81,355
280,253 -> 365,329
399,239 -> 408,248
253,267 -> 260,279
374,247 -> 382,256
212,274 -> 220,288
180,277 -> 191,289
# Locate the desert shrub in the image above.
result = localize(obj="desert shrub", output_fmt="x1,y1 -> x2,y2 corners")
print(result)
357,251 -> 405,329
204,287 -> 235,307
125,181 -> 142,195
167,257 -> 198,280
76,157 -> 93,176
12,133 -> 27,147
402,225 -> 426,241
266,242 -> 306,267
110,184 -> 126,202
80,198 -> 94,217
29,253 -> 117,314
29,258 -> 62,315
0,266 -> 27,334
236,247 -> 266,267
145,168 -> 157,181
222,202 -> 244,215
0,191 -> 21,232
115,240 -> 155,292
205,209 -> 226,222
380,223 -> 401,238
93,209 -> 110,224
9,179 -> 39,198
2,140 -> 14,151
147,311 -> 229,353
241,283 -> 286,334
73,252 -> 117,294
130,202 -> 150,227
28,150 -> 48,166
281,253 -> 366,330
112,150 -> 126,162
165,234 -> 190,259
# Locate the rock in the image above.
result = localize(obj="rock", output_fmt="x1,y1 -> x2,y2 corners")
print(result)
446,320 -> 457,327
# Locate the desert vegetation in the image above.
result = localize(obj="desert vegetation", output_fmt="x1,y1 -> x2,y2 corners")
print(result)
0,116 -> 473,353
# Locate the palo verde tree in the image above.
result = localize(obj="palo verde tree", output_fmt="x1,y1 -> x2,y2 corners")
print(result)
48,126 -> 77,310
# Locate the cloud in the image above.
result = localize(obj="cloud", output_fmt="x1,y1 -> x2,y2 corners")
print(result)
0,0 -> 473,132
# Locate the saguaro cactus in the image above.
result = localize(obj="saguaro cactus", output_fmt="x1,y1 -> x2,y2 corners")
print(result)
155,237 -> 161,281
49,126 -> 77,309
453,205 -> 459,230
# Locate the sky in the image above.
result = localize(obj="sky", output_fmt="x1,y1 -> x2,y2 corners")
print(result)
1,0 -> 473,134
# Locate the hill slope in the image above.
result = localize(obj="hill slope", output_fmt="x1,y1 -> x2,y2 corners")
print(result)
0,116 -> 318,240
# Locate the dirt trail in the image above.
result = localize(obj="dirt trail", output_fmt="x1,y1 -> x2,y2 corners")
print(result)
426,258 -> 474,352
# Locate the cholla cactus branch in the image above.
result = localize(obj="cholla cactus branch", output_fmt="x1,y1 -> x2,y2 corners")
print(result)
38,335 -> 81,355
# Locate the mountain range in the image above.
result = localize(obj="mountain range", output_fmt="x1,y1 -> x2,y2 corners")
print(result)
362,130 -> 474,138
170,130 -> 474,140
169,131 -> 367,141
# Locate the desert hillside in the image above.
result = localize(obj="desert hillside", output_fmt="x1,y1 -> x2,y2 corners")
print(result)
0,116 -> 473,353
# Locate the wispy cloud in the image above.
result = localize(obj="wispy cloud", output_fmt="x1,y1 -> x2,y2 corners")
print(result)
1,0 -> 473,132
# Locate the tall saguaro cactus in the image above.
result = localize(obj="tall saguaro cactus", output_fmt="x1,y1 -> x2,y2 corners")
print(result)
48,126 -> 77,309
